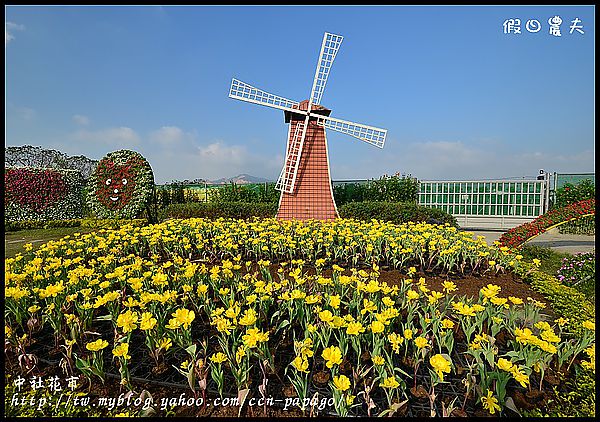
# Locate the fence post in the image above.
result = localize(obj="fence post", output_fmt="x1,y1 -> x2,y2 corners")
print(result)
550,172 -> 557,208
543,172 -> 550,214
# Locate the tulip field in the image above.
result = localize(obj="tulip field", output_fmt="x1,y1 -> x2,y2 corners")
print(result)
4,218 -> 595,417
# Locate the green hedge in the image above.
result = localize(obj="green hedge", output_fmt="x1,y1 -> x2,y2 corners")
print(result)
210,182 -> 280,203
338,201 -> 458,226
4,219 -> 81,232
4,218 -> 147,232
333,175 -> 419,206
160,202 -> 278,220
79,218 -> 147,230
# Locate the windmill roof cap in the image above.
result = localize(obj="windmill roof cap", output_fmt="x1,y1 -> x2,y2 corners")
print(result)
294,100 -> 330,112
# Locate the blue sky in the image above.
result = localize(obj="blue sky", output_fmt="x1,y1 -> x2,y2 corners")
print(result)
6,5 -> 595,184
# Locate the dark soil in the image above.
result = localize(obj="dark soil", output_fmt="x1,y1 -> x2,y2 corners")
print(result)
312,370 -> 330,386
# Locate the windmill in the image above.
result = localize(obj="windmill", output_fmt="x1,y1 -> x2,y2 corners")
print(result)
229,32 -> 387,221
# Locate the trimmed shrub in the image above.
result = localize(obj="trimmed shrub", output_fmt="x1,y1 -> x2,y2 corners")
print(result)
86,150 -> 155,219
79,218 -> 147,230
160,202 -> 278,220
210,182 -> 280,203
4,167 -> 84,222
4,219 -> 82,232
338,201 -> 457,226
156,183 -> 187,208
4,218 -> 147,232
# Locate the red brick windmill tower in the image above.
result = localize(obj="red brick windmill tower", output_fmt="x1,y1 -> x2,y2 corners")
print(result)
229,32 -> 387,221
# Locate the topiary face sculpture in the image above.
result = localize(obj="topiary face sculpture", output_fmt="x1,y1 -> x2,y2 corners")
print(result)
87,150 -> 154,219
96,160 -> 137,210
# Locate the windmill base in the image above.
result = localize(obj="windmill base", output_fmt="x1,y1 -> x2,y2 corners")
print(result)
276,192 -> 339,221
276,117 -> 338,221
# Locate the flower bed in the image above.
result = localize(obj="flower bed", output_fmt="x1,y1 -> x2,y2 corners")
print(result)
558,214 -> 595,235
556,252 -> 595,300
4,167 -> 84,222
498,199 -> 595,249
4,219 -> 595,417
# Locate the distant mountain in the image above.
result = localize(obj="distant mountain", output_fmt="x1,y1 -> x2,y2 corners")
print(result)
211,174 -> 273,185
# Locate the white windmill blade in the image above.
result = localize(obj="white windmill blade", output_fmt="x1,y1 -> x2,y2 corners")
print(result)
229,78 -> 303,114
317,115 -> 387,148
275,119 -> 308,194
308,32 -> 344,107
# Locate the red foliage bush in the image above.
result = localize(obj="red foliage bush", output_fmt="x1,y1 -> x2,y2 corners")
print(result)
498,199 -> 595,249
5,168 -> 68,213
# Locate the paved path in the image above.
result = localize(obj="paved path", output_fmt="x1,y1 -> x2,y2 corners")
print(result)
464,228 -> 595,255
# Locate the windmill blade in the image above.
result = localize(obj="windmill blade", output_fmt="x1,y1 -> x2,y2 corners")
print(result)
317,115 -> 387,148
275,120 -> 308,194
309,33 -> 344,106
229,78 -> 303,114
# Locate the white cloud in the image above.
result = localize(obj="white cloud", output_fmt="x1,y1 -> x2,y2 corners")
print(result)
15,106 -> 36,121
6,22 -> 25,45
511,149 -> 594,173
72,127 -> 141,146
144,126 -> 283,183
197,142 -> 247,163
7,103 -> 36,121
148,126 -> 190,148
399,140 -> 544,179
72,114 -> 90,126
145,137 -> 282,183
330,139 -> 594,181
56,123 -> 282,183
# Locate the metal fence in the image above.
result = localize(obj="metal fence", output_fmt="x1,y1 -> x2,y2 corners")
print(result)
417,180 -> 546,217
553,172 -> 595,189
416,179 -> 549,230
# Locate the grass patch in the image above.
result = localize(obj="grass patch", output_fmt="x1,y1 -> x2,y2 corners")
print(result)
4,227 -> 96,259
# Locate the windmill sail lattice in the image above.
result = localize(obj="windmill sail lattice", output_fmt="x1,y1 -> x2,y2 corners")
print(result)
310,33 -> 344,106
229,32 -> 388,221
276,121 -> 306,193
229,79 -> 299,113
318,116 -> 386,148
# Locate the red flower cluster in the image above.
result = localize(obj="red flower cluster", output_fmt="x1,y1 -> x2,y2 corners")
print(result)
498,199 -> 595,249
95,158 -> 139,210
5,168 -> 68,213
